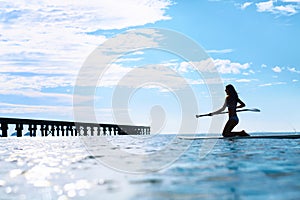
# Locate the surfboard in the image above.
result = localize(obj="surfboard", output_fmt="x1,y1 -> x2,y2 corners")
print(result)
178,134 -> 300,140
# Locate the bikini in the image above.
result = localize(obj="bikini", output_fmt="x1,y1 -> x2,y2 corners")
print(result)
229,115 -> 239,122
227,98 -> 239,122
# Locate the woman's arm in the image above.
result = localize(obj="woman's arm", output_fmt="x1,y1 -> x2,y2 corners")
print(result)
237,98 -> 246,109
210,99 -> 227,115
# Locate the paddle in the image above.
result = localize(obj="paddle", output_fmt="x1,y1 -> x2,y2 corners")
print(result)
196,108 -> 260,118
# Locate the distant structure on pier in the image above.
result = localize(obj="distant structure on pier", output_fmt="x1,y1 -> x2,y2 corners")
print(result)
0,117 -> 150,137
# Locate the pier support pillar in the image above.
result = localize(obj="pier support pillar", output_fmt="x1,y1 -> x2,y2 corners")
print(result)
15,124 -> 23,137
28,124 -> 37,137
1,123 -> 8,137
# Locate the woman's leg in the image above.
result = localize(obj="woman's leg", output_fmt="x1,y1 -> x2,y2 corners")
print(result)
233,130 -> 250,136
222,119 -> 250,137
222,119 -> 238,137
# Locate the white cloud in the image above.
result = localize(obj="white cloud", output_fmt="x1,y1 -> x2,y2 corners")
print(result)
0,102 -> 72,115
0,103 -> 115,122
243,69 -> 256,76
261,64 -> 267,68
249,69 -> 255,74
0,0 -> 173,109
288,67 -> 300,73
206,49 -> 234,54
115,57 -> 144,63
282,0 -> 300,3
259,82 -> 286,87
236,79 -> 252,83
0,65 -> 78,76
0,73 -> 74,109
92,58 -> 222,91
256,0 -> 274,12
0,0 -> 173,75
177,59 -> 225,74
178,62 -> 191,73
276,4 -> 297,14
214,59 -> 250,74
1,0 -> 172,31
241,2 -> 253,9
255,0 -> 300,15
0,73 -> 73,92
272,66 -> 282,73
131,51 -> 145,56
98,63 -> 200,90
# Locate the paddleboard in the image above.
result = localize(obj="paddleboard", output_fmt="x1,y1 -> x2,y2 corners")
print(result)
178,134 -> 300,140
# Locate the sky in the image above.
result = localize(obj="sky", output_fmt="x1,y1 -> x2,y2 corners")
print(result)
0,0 -> 299,134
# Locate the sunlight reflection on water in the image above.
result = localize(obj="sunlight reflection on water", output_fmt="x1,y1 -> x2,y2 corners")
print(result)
0,135 -> 300,200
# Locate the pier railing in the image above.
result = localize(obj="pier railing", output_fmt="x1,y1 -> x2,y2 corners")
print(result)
0,117 -> 150,137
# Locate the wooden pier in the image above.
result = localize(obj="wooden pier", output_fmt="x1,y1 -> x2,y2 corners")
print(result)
0,117 -> 150,137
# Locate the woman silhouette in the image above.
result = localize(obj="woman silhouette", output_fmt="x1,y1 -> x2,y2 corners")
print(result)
211,84 -> 250,137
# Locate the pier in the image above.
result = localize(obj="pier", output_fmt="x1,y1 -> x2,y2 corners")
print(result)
0,117 -> 150,137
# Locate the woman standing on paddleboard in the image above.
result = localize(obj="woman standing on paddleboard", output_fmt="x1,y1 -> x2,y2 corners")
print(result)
211,84 -> 250,137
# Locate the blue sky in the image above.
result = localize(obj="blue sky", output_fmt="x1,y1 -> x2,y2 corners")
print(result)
0,0 -> 299,133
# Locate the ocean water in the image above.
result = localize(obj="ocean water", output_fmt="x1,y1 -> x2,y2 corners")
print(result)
0,133 -> 300,200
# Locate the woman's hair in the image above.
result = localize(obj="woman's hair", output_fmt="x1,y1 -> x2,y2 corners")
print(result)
226,84 -> 238,99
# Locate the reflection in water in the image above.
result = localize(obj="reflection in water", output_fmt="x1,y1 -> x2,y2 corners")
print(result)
0,135 -> 300,199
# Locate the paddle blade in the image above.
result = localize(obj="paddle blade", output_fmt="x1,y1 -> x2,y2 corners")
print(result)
237,108 -> 261,113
